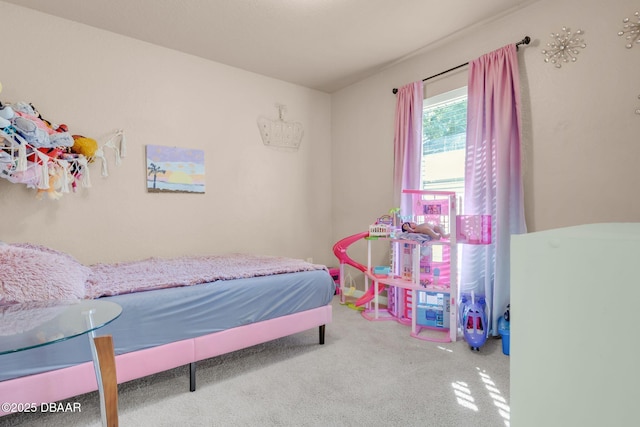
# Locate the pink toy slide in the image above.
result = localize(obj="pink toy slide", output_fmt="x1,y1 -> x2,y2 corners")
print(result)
332,232 -> 385,306
354,281 -> 385,307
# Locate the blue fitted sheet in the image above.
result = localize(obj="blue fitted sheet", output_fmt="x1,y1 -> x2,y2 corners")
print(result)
0,269 -> 335,382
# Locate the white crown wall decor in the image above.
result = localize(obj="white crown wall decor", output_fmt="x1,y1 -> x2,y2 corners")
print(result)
257,104 -> 303,150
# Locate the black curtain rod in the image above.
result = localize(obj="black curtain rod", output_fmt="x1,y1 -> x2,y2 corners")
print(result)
392,36 -> 531,94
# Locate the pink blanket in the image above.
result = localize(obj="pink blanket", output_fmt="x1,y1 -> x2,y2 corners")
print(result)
85,253 -> 326,298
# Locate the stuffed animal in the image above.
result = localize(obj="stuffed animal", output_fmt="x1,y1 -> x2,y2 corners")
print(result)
0,84 -> 123,198
70,135 -> 99,161
9,102 -> 74,148
29,102 -> 69,134
35,162 -> 65,200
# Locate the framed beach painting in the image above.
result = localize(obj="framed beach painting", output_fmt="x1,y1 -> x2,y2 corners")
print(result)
146,145 -> 205,193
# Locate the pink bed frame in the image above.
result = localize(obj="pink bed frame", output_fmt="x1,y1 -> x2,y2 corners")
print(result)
0,304 -> 332,416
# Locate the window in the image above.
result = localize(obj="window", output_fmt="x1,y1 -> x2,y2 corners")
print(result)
421,86 -> 467,210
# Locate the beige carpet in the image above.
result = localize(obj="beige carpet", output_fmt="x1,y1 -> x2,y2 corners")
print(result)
0,296 -> 510,427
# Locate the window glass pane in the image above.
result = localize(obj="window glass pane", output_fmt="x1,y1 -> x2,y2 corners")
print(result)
421,87 -> 467,209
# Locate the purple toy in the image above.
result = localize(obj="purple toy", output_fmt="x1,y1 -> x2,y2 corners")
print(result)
462,297 -> 488,351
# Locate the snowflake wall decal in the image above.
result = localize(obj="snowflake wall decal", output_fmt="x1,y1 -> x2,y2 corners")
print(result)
541,27 -> 586,68
618,11 -> 640,49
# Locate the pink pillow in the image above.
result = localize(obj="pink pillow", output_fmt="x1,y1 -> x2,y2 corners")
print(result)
0,244 -> 90,304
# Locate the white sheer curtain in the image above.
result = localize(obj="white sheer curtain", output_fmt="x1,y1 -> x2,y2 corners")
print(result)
461,44 -> 527,334
393,81 -> 423,214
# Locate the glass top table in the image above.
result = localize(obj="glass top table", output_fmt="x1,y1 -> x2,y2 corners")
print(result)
0,299 -> 122,355
0,299 -> 122,426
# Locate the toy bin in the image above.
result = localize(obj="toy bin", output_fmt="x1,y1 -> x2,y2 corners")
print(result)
328,267 -> 340,295
498,315 -> 510,355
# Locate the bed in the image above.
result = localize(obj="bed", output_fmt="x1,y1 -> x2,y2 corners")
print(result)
0,243 -> 335,417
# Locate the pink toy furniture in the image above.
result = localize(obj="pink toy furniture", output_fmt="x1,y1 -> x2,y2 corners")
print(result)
356,190 -> 492,343
359,190 -> 459,342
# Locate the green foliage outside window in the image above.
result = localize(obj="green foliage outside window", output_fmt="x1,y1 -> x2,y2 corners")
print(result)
423,97 -> 467,155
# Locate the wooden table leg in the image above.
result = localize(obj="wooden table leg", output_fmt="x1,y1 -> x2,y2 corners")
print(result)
93,335 -> 118,427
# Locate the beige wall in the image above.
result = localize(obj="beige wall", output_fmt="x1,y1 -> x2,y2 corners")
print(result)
3,0 -> 640,268
0,2 -> 333,265
332,0 -> 640,267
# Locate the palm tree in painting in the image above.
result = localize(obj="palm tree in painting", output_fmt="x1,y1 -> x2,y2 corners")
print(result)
147,162 -> 166,189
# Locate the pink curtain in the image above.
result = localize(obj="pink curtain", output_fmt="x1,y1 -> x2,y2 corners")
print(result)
461,44 -> 527,335
393,81 -> 423,214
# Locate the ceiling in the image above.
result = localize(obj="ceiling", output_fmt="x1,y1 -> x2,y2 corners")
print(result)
4,0 -> 538,93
